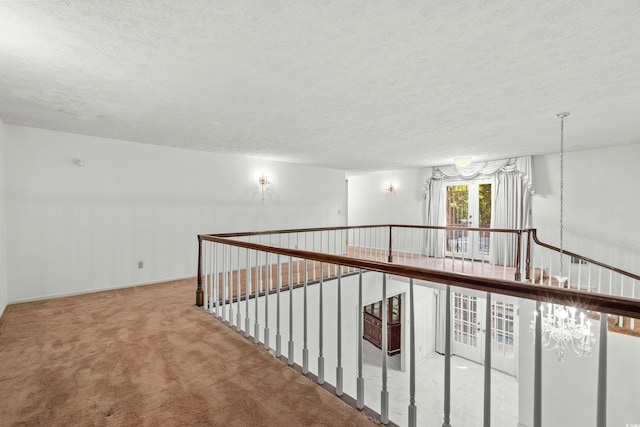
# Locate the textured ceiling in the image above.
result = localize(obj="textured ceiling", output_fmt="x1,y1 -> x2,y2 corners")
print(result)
1,1 -> 640,172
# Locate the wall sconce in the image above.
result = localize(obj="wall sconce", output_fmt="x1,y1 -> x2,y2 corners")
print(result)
454,157 -> 472,167
385,183 -> 397,195
73,157 -> 85,166
258,174 -> 271,200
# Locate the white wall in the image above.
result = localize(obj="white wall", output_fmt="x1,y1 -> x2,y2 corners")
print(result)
5,125 -> 347,302
0,116 -> 7,319
347,169 -> 426,226
531,143 -> 640,274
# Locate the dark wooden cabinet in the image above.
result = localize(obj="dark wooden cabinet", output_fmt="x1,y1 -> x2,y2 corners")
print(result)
363,295 -> 401,355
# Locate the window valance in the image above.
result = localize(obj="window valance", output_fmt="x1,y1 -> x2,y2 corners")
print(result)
424,156 -> 533,194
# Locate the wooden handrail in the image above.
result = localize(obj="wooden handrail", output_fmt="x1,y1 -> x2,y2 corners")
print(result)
198,233 -> 640,319
205,224 -> 390,239
387,223 -> 523,234
201,225 -> 639,281
529,229 -> 640,282
204,223 -> 524,239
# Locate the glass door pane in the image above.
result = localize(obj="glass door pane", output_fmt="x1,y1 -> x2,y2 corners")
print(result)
390,295 -> 400,324
446,184 -> 470,255
445,181 -> 492,260
478,182 -> 492,256
453,292 -> 482,362
490,298 -> 517,375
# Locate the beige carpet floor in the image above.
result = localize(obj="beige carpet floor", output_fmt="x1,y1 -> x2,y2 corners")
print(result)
0,278 -> 379,426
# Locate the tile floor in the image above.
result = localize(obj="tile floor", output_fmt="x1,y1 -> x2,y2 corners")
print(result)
362,341 -> 519,427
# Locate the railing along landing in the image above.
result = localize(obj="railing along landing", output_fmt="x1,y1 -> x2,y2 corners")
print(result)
203,224 -> 526,286
195,225 -> 640,427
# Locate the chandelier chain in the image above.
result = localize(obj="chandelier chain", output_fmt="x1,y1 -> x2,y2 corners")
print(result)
559,116 -> 565,277
529,112 -> 595,363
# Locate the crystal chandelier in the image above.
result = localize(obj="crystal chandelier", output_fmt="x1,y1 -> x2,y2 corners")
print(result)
530,112 -> 596,362
535,302 -> 595,361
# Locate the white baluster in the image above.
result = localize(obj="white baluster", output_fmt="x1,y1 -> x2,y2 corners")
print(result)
296,233 -> 301,285
356,270 -> 364,410
597,266 -> 602,294
596,312 -> 608,427
312,232 -> 316,282
403,227 -> 409,264
203,242 -> 208,311
533,300 -> 542,427
443,285 -> 452,427
470,230 -> 475,275
303,259 -> 309,374
408,278 -> 417,427
375,227 -> 379,261
335,230 -> 340,268
264,252 -> 270,350
480,232 -> 485,276
236,246 -> 241,331
483,292 -> 492,427
254,250 -> 260,344
381,274 -> 389,425
461,236 -> 466,273
245,248 -> 250,337
578,258 -> 582,291
619,276 -> 624,327
276,254 -> 281,357
631,280 -> 637,330
502,240 -> 507,280
609,270 -> 613,295
317,262 -> 324,385
336,265 -> 343,396
288,256 -> 294,366
209,242 -> 214,313
411,228 -> 416,266
214,244 -> 219,318
222,245 -> 227,324
491,233 -> 496,278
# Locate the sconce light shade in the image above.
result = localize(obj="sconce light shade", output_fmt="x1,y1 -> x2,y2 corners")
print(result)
385,183 -> 397,195
73,157 -> 85,166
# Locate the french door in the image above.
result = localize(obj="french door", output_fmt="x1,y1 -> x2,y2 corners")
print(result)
444,180 -> 492,260
452,292 -> 517,376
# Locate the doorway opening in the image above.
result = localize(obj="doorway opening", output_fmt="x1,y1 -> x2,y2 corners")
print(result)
451,291 -> 517,376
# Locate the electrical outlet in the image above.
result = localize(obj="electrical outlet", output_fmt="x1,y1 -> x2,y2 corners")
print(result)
138,261 -> 144,269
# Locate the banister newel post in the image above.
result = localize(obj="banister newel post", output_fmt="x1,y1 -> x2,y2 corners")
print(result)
525,230 -> 532,281
196,235 -> 204,306
515,231 -> 522,282
388,225 -> 393,263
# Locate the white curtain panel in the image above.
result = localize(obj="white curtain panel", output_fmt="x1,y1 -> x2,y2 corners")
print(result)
424,176 -> 445,257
